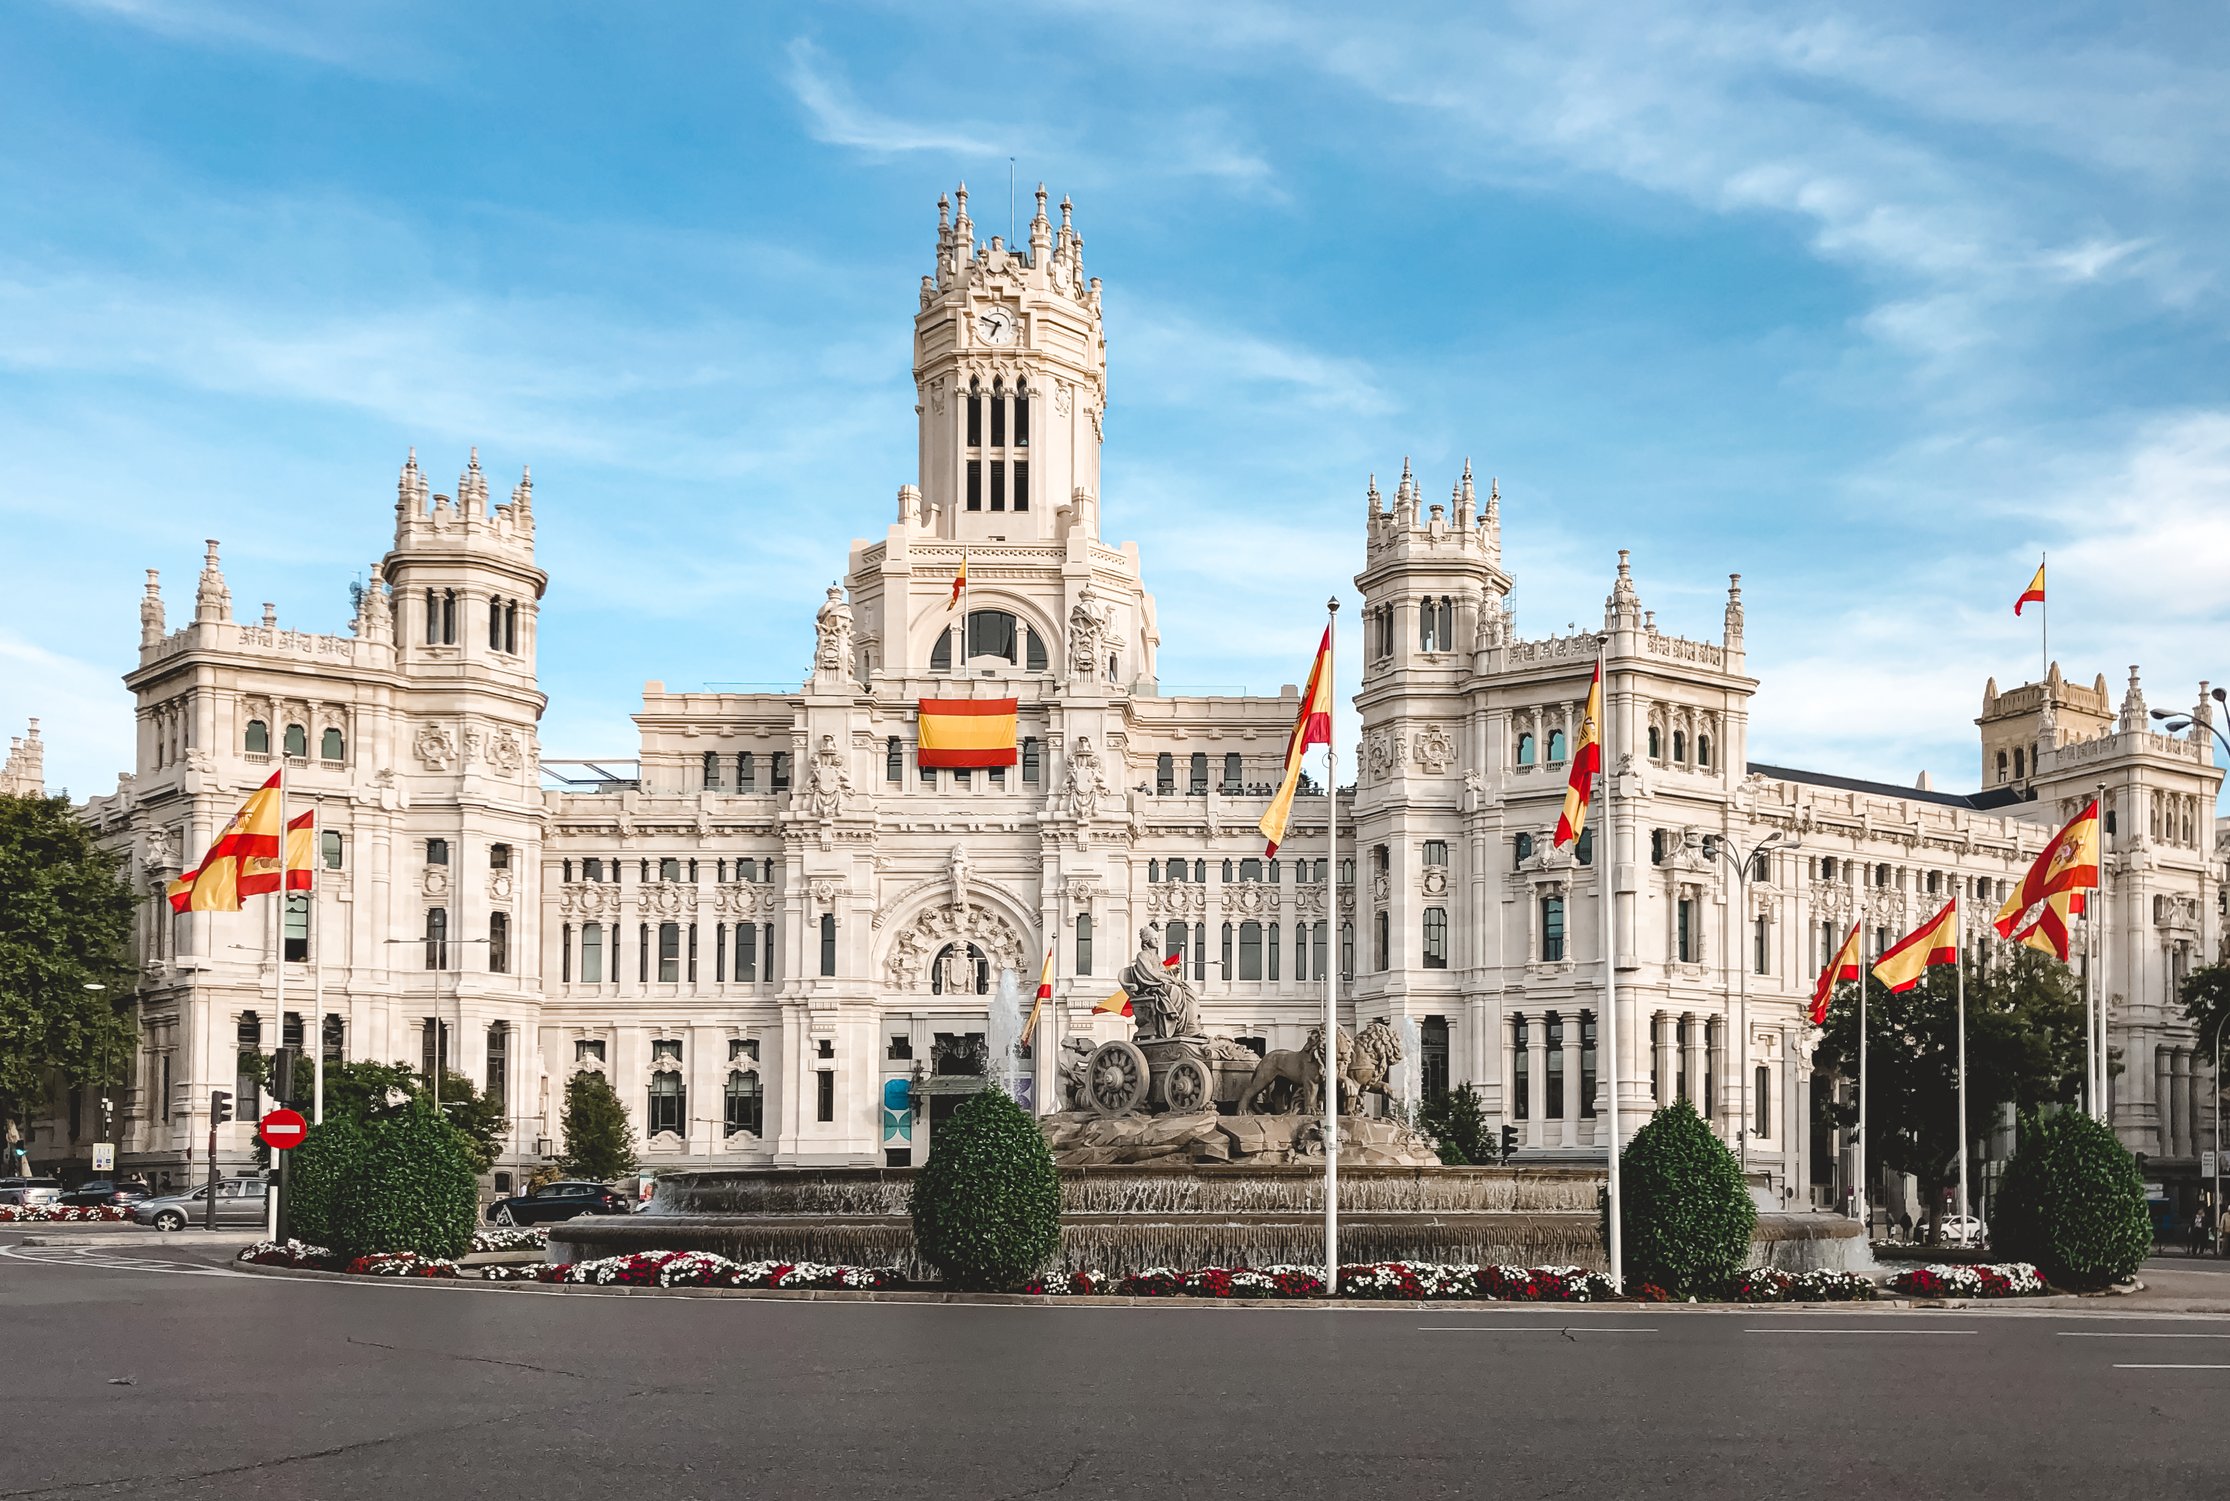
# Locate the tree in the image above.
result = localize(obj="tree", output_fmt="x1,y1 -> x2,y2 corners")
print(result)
1814,950 -> 2085,1238
2178,964 -> 2230,1079
259,1059 -> 507,1174
559,1070 -> 637,1182
0,793 -> 137,1157
1418,1084 -> 1492,1165
1992,1109 -> 2151,1288
910,1087 -> 1062,1290
1609,1101 -> 1755,1296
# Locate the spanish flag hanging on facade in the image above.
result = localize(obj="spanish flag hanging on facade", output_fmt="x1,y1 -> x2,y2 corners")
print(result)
916,697 -> 1018,768
1259,626 -> 1334,857
1553,659 -> 1604,848
1811,922 -> 1863,1026
1024,944 -> 1054,1041
166,772 -> 284,913
239,809 -> 317,897
2015,560 -> 2045,617
1871,899 -> 1960,994
1992,799 -> 2100,937
2010,888 -> 2084,961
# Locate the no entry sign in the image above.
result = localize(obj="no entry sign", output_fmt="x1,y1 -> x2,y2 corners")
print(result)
257,1107 -> 309,1151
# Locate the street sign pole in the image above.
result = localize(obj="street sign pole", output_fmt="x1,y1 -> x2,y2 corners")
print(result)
257,1106 -> 308,1243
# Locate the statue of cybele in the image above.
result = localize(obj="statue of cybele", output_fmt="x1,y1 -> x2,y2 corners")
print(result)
1120,927 -> 1202,1041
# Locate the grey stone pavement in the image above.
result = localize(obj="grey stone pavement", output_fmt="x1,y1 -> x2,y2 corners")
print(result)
3,1235 -> 2228,1500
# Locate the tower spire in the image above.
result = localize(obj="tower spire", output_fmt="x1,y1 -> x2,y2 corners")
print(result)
195,539 -> 232,623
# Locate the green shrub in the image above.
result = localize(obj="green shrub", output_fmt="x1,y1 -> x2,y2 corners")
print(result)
558,1070 -> 638,1183
284,1115 -> 368,1248
1991,1109 -> 2151,1288
1418,1086 -> 1492,1166
330,1098 -> 479,1260
1607,1101 -> 1755,1297
910,1088 -> 1061,1290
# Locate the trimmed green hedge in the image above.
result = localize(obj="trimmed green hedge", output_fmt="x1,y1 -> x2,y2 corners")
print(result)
1609,1101 -> 1756,1297
910,1088 -> 1061,1290
283,1115 -> 368,1249
1992,1109 -> 2151,1289
328,1099 -> 480,1260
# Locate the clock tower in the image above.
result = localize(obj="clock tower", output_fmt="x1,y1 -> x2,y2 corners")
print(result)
912,182 -> 1105,544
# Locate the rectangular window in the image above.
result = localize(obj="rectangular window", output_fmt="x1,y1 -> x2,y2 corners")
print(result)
819,913 -> 837,977
581,923 -> 604,983
1313,922 -> 1327,980
1540,896 -> 1565,962
488,912 -> 510,975
725,1072 -> 764,1136
322,1013 -> 344,1064
658,922 -> 680,983
647,1073 -> 685,1137
576,1038 -> 606,1065
1076,914 -> 1093,976
485,1025 -> 508,1111
990,393 -> 1006,447
1188,752 -> 1208,795
1754,1064 -> 1772,1140
160,1054 -> 171,1122
1267,921 -> 1280,982
1014,392 -> 1030,447
734,922 -> 756,982
736,752 -> 755,792
321,830 -> 344,869
1754,916 -> 1769,976
816,1070 -> 835,1123
966,460 -> 982,510
490,842 -> 511,870
1340,921 -> 1354,981
1513,1016 -> 1530,1121
1422,839 -> 1448,866
1373,910 -> 1389,971
562,922 -> 573,982
990,459 -> 1005,511
1238,921 -> 1263,980
1677,898 -> 1696,963
1580,1011 -> 1598,1118
427,838 -> 449,866
424,908 -> 448,971
967,393 -> 982,446
765,923 -> 777,983
639,923 -> 650,983
1422,907 -> 1448,969
1546,1013 -> 1566,1120
1421,1017 -> 1449,1099
687,922 -> 698,983
236,1015 -> 262,1118
1013,460 -> 1028,512
772,752 -> 791,792
283,893 -> 310,963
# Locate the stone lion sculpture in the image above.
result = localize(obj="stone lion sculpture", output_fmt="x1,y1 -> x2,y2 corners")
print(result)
1343,1020 -> 1405,1115
1237,1026 -> 1350,1116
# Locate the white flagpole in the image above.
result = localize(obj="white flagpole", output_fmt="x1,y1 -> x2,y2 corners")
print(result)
2093,782 -> 2108,1122
1856,930 -> 1868,1233
310,805 -> 325,1126
269,769 -> 287,1242
2039,551 -> 2048,686
1599,644 -> 1622,1294
1956,894 -> 1970,1228
1323,597 -> 1341,1294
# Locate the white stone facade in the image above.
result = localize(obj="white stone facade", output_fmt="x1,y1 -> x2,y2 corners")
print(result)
30,187 -> 2227,1205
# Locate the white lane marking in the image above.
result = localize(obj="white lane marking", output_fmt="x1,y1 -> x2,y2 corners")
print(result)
2062,1332 -> 2230,1339
2112,1363 -> 2230,1370
0,1245 -> 246,1278
1744,1327 -> 1975,1335
1418,1325 -> 1658,1333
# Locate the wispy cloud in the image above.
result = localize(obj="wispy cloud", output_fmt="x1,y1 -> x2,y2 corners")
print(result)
785,37 -> 1007,157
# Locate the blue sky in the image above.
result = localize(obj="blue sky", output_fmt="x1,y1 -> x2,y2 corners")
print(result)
4,2 -> 2226,802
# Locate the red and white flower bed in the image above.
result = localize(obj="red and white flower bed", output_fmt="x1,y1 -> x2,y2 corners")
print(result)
1024,1263 -> 1618,1301
1887,1262 -> 2046,1298
542,1251 -> 898,1289
1730,1268 -> 1880,1303
238,1239 -> 342,1269
470,1226 -> 547,1253
0,1204 -> 136,1223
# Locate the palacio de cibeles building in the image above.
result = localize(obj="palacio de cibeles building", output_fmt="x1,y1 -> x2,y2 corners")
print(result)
19,186 -> 2226,1222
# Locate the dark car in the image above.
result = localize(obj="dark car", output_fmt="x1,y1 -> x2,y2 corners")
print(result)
58,1180 -> 153,1209
485,1180 -> 631,1226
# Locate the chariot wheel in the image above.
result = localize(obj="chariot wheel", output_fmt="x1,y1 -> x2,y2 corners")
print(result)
1162,1057 -> 1213,1115
1086,1039 -> 1151,1117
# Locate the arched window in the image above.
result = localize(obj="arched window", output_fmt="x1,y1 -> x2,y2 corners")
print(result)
931,630 -> 954,670
244,719 -> 270,754
320,727 -> 344,761
1648,726 -> 1662,759
1439,597 -> 1454,651
489,597 -> 506,651
1223,752 -> 1243,793
1155,753 -> 1174,795
964,609 -> 1020,664
503,600 -> 519,655
724,1071 -> 763,1136
1025,629 -> 1047,672
1697,734 -> 1711,768
1516,733 -> 1535,767
2013,747 -> 2026,778
931,942 -> 989,996
886,737 -> 903,783
703,751 -> 722,789
1547,729 -> 1566,763
283,723 -> 307,759
1995,750 -> 2009,782
441,588 -> 456,645
1671,730 -> 1686,762
1108,653 -> 1120,683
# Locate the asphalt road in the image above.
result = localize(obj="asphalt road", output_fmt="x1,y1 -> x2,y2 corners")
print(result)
3,1243 -> 2227,1500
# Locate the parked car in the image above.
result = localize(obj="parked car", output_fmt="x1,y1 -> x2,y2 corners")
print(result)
1937,1213 -> 1989,1249
484,1180 -> 631,1226
133,1177 -> 269,1231
58,1179 -> 153,1209
0,1178 -> 64,1208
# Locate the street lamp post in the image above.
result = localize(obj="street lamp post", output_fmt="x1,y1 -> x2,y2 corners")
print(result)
2155,695 -> 2228,1228
1687,830 -> 1797,1175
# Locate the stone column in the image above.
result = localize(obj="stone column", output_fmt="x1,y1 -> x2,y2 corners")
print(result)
2172,1050 -> 2194,1159
1499,1011 -> 1517,1129
1654,1013 -> 1676,1108
1682,1014 -> 1705,1110
2157,1046 -> 2175,1156
1525,1012 -> 1548,1149
1707,1017 -> 1726,1138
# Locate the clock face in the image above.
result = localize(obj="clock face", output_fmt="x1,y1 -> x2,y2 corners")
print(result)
975,307 -> 1017,345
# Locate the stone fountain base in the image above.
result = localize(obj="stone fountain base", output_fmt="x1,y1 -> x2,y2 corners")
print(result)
547,1161 -> 1870,1280
1039,1108 -> 1442,1167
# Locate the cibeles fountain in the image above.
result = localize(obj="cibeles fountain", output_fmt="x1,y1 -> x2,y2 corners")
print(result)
552,935 -> 1863,1279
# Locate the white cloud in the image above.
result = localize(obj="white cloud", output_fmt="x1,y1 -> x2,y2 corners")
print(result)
784,37 -> 1007,158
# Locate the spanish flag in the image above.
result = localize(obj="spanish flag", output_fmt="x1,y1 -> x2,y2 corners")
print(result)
2015,560 -> 2045,617
239,809 -> 317,897
1992,800 -> 2100,938
1871,899 -> 1960,994
1259,626 -> 1333,857
916,697 -> 1017,768
949,553 -> 968,611
167,773 -> 284,913
1024,944 -> 1054,1041
1553,659 -> 1603,848
2010,888 -> 2084,961
1811,922 -> 1862,1026
1094,988 -> 1134,1018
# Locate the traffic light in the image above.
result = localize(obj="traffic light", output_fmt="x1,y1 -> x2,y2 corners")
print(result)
210,1090 -> 233,1126
1500,1124 -> 1519,1163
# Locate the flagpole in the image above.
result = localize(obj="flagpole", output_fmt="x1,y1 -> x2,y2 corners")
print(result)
1600,642 -> 1622,1295
1856,933 -> 1868,1233
1322,597 -> 1340,1295
312,839 -> 325,1126
2094,780 -> 2108,1123
2039,551 -> 2048,686
1956,893 -> 1970,1228
269,768 -> 287,1243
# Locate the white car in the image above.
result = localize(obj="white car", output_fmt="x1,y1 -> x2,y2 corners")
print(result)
1937,1213 -> 1988,1249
